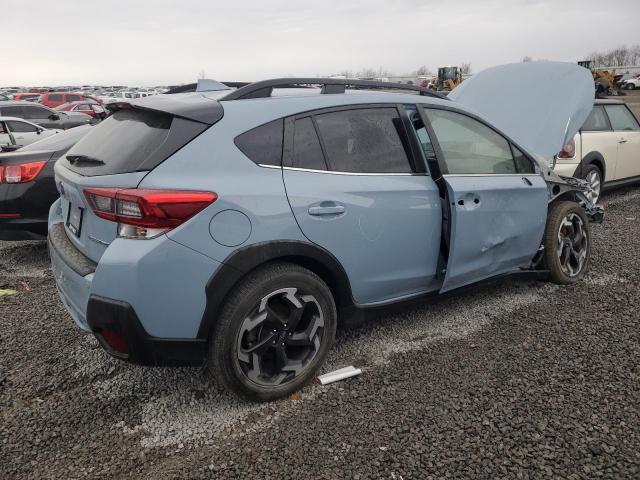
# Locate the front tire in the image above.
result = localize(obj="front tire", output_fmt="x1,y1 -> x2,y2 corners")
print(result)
209,262 -> 337,401
543,201 -> 591,284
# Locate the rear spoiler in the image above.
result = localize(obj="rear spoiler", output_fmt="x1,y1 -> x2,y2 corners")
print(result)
105,94 -> 224,125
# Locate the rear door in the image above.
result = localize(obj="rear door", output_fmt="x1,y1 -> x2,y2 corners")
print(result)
282,105 -> 443,304
603,104 -> 640,180
422,107 -> 548,292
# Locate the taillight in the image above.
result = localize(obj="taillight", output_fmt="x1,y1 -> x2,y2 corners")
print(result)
557,139 -> 576,159
84,188 -> 217,239
0,161 -> 47,184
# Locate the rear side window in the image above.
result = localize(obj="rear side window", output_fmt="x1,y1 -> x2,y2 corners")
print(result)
604,105 -> 640,131
314,108 -> 413,173
582,106 -> 610,131
62,108 -> 207,176
292,117 -> 326,170
426,109 -> 516,175
234,119 -> 283,166
66,94 -> 82,102
23,106 -> 52,119
2,106 -> 24,117
48,94 -> 63,102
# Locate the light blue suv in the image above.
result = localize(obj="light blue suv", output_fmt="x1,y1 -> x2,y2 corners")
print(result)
49,63 -> 603,400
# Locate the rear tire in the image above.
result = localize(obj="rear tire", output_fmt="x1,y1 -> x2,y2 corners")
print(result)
543,201 -> 591,284
209,262 -> 337,401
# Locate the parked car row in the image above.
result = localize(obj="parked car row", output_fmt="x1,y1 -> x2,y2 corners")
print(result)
0,101 -> 93,131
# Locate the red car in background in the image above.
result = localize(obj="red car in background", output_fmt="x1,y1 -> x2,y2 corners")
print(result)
55,101 -> 107,120
11,93 -> 41,102
38,92 -> 103,108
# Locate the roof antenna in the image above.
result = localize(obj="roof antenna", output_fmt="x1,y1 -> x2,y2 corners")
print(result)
196,79 -> 232,92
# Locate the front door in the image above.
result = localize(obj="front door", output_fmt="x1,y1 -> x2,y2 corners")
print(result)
282,106 -> 443,305
604,104 -> 640,180
422,107 -> 548,292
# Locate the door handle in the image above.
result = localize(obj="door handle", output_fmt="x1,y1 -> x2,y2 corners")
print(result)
522,177 -> 533,186
308,203 -> 346,216
618,139 -> 627,144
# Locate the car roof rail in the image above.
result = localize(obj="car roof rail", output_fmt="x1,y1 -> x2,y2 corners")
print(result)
219,78 -> 449,101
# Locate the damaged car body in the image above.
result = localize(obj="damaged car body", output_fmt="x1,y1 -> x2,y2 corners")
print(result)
48,62 -> 603,401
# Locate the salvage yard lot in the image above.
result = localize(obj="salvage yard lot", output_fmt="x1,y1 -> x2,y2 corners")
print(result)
2,90 -> 640,477
1,188 -> 639,479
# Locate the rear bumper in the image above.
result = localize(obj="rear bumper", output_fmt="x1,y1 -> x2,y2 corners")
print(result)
48,215 -> 216,366
48,222 -> 94,332
87,295 -> 207,366
552,162 -> 580,178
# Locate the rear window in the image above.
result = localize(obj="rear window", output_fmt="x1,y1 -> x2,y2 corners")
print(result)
61,108 -> 207,176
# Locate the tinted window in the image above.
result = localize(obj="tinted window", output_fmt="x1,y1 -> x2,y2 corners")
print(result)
314,108 -> 412,173
604,105 -> 640,131
426,109 -> 516,174
511,145 -> 535,174
23,106 -> 53,119
66,94 -> 82,102
292,117 -> 326,170
6,120 -> 38,133
1,106 -> 24,117
76,104 -> 91,111
234,119 -> 283,166
582,106 -> 610,131
48,94 -> 63,102
62,109 -> 173,175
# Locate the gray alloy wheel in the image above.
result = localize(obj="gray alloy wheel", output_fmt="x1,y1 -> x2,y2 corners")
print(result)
556,212 -> 589,278
584,168 -> 602,204
236,287 -> 325,387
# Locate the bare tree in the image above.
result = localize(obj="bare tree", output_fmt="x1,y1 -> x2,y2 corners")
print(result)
338,70 -> 353,78
198,69 -> 206,80
585,44 -> 640,67
521,56 -> 533,63
415,65 -> 432,75
358,68 -> 377,79
460,62 -> 472,74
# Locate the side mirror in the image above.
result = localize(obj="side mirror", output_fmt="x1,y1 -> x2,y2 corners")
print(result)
48,114 -> 60,121
37,128 -> 43,135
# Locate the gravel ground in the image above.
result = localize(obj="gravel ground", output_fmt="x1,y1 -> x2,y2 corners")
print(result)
1,186 -> 640,479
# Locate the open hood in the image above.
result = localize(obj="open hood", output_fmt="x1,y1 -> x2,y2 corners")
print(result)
448,62 -> 594,161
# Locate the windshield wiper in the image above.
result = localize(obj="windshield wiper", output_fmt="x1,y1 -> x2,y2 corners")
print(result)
66,154 -> 105,166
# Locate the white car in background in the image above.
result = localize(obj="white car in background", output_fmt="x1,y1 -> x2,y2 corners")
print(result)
621,76 -> 640,90
0,117 -> 61,149
552,99 -> 640,202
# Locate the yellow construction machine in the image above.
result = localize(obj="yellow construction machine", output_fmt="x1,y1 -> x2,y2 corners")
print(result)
432,66 -> 462,91
578,60 -> 624,97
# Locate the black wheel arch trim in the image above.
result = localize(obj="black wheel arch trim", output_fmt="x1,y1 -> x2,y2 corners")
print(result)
574,151 -> 606,181
197,240 -> 354,340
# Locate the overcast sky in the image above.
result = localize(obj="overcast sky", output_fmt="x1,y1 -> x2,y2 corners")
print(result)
1,0 -> 638,86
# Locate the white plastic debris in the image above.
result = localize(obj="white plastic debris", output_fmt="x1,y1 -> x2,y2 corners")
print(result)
317,366 -> 362,385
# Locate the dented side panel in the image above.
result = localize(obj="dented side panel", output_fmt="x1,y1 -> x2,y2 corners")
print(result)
441,174 -> 548,292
